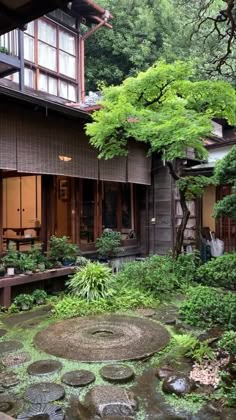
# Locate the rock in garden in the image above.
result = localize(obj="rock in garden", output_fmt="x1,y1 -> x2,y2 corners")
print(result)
0,394 -> 24,417
155,366 -> 174,380
27,359 -> 62,376
61,370 -> 95,387
24,383 -> 65,404
0,340 -> 23,355
0,371 -> 20,388
2,352 -> 31,367
100,364 -> 135,383
135,309 -> 156,318
84,385 -> 137,417
0,328 -> 7,337
162,374 -> 195,396
17,403 -> 64,420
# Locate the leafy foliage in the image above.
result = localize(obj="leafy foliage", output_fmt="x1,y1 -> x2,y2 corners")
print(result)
177,176 -> 213,200
214,194 -> 236,219
1,242 -> 19,268
179,285 -> 236,329
174,252 -> 201,283
218,331 -> 236,354
170,334 -> 214,363
13,294 -> 34,310
67,261 -> 113,300
196,253 -> 236,290
48,236 -> 79,263
96,230 -> 122,259
32,289 -> 48,305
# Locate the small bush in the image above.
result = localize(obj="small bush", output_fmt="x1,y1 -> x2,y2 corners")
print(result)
96,230 -> 122,259
179,286 -> 236,329
196,253 -> 236,290
218,331 -> 236,354
13,293 -> 34,310
67,261 -> 113,300
174,252 -> 200,283
32,289 -> 48,305
112,286 -> 158,311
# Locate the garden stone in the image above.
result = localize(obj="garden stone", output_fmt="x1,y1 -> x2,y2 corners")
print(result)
0,394 -> 24,418
156,366 -> 174,380
198,327 -> 224,345
24,383 -> 65,404
27,359 -> 62,376
0,340 -> 23,355
162,374 -> 195,396
17,403 -> 64,419
0,329 -> 7,337
100,364 -> 135,383
135,309 -> 156,318
84,385 -> 137,417
0,371 -> 20,388
2,352 -> 31,367
62,370 -> 95,387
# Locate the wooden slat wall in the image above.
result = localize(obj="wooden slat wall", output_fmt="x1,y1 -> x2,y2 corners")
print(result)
0,105 -> 17,170
99,156 -> 127,183
128,142 -> 151,185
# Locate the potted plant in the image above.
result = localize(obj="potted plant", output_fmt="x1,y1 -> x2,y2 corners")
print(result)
13,293 -> 34,311
48,236 -> 80,266
0,264 -> 5,277
0,46 -> 9,54
1,242 -> 20,276
18,253 -> 37,274
96,230 -> 123,262
32,289 -> 48,305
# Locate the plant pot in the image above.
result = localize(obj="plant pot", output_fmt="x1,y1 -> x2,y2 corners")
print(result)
7,267 -> 15,276
25,270 -> 33,275
0,270 -> 5,277
21,304 -> 30,311
62,259 -> 75,267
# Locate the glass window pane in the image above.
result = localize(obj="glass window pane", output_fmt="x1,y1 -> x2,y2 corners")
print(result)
24,34 -> 34,62
25,21 -> 34,36
38,20 -> 56,46
68,84 -> 76,101
48,76 -> 57,95
103,183 -> 118,229
38,42 -> 57,71
59,51 -> 75,79
24,68 -> 34,88
59,80 -> 68,99
80,180 -> 95,243
59,30 -> 75,54
38,73 -> 47,92
121,184 -> 131,229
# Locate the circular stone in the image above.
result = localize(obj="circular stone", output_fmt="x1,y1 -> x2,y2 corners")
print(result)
0,340 -> 23,355
100,364 -> 134,383
2,352 -> 31,367
34,315 -> 170,362
0,328 -> 7,337
0,394 -> 24,417
24,383 -> 65,404
61,370 -> 95,387
0,371 -> 20,388
17,403 -> 64,420
27,360 -> 62,376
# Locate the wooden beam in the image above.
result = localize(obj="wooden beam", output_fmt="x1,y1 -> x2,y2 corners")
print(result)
0,174 -> 3,255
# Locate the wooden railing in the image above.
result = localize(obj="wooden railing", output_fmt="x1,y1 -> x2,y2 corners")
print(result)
0,30 -> 19,57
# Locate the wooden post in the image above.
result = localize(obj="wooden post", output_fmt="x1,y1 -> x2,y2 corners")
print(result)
41,175 -> 55,251
0,173 -> 3,255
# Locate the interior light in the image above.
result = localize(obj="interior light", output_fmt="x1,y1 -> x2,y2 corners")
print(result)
59,155 -> 72,162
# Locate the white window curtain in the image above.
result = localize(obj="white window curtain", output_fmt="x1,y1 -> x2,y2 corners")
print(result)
59,80 -> 68,99
25,21 -> 34,36
68,84 -> 76,101
24,68 -> 34,88
59,30 -> 75,54
59,51 -> 75,79
38,73 -> 47,92
38,20 -> 56,46
38,42 -> 57,71
48,76 -> 57,95
24,34 -> 34,62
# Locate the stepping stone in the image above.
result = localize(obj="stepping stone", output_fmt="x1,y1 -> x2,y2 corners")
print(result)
24,383 -> 65,404
0,328 -> 7,337
17,403 -> 64,420
135,309 -> 156,317
61,370 -> 95,387
100,364 -> 135,383
0,394 -> 24,418
2,352 -> 31,367
0,340 -> 23,355
27,359 -> 62,376
0,371 -> 20,388
84,385 -> 137,417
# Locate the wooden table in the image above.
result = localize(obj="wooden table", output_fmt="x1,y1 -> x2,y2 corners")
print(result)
3,227 -> 41,236
3,235 -> 40,251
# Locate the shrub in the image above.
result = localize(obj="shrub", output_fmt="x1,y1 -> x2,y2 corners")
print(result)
13,294 -> 34,310
32,289 -> 48,305
96,230 -> 122,259
67,261 -> 113,300
196,253 -> 236,290
112,286 -> 158,311
48,236 -> 79,264
168,333 -> 214,363
218,331 -> 236,354
174,252 -> 200,283
179,286 -> 236,329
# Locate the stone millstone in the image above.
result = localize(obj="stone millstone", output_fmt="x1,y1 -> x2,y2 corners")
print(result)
24,383 -> 65,404
17,403 -> 64,420
0,328 -> 7,337
34,314 -> 170,362
0,340 -> 23,355
0,394 -> 24,417
2,352 -> 31,367
61,370 -> 95,387
27,359 -> 62,376
0,372 -> 20,388
100,364 -> 135,383
84,385 -> 137,418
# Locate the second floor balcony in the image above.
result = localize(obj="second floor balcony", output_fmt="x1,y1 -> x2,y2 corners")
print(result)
0,30 -> 22,78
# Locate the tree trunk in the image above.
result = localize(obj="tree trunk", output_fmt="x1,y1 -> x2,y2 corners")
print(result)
174,188 -> 190,258
166,161 -> 191,258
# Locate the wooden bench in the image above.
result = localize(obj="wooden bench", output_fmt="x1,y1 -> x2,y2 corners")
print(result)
0,266 -> 75,307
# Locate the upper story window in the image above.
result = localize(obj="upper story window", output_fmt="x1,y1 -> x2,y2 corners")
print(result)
24,21 -> 34,62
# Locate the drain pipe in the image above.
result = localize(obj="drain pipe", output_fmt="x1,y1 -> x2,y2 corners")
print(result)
79,11 -> 112,103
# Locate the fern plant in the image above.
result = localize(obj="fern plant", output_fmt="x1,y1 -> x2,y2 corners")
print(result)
67,261 -> 113,300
